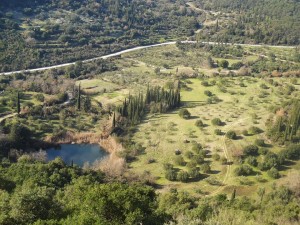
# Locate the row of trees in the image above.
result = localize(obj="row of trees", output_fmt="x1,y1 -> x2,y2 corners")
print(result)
116,86 -> 181,126
268,100 -> 300,143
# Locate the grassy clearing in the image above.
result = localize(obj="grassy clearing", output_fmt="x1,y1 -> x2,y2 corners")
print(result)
129,77 -> 299,195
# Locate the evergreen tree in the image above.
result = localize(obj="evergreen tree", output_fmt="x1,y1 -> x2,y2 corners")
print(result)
77,84 -> 81,110
17,92 -> 20,114
230,189 -> 236,203
112,112 -> 116,128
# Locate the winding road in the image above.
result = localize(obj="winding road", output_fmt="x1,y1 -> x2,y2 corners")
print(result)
0,41 -> 295,76
0,113 -> 17,123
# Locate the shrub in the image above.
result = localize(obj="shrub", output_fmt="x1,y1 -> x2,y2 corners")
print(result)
234,164 -> 254,176
147,158 -> 155,164
280,144 -> 300,160
177,171 -> 189,182
245,156 -> 258,167
195,120 -> 205,128
214,129 -> 222,135
201,163 -> 211,173
220,157 -> 228,165
165,169 -> 177,181
35,93 -> 45,102
258,152 -> 283,171
242,130 -> 248,136
201,81 -> 209,86
219,60 -> 229,68
258,148 -> 269,155
188,167 -> 200,179
174,155 -> 186,166
186,161 -> 197,168
191,142 -> 203,154
212,153 -> 220,161
211,118 -> 222,126
204,90 -> 213,96
243,145 -> 259,156
231,61 -> 244,70
163,163 -> 174,171
185,151 -> 194,159
179,109 -> 191,119
267,167 -> 280,179
226,130 -> 237,139
255,139 -> 266,147
193,155 -> 205,164
249,126 -> 263,134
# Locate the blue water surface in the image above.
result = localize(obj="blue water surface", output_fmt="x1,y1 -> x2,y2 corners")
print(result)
46,144 -> 108,167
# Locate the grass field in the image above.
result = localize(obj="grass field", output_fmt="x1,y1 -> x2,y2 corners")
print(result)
129,77 -> 299,196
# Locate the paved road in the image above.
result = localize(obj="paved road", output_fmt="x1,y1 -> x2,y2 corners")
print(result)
0,41 -> 295,76
0,113 -> 17,123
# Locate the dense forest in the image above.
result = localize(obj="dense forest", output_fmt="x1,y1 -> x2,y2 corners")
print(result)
0,0 -> 200,71
0,156 -> 299,224
196,0 -> 300,45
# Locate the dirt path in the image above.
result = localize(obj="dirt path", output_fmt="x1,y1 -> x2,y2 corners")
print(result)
209,117 -> 249,195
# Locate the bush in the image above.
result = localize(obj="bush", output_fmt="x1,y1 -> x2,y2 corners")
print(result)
184,151 -> 194,159
188,167 -> 200,179
195,120 -> 205,128
177,171 -> 189,182
179,109 -> 191,119
221,157 -> 228,165
243,145 -> 259,156
214,129 -> 222,135
163,163 -> 174,171
211,118 -> 222,126
242,130 -> 248,136
245,156 -> 258,167
255,139 -> 266,147
165,169 -> 177,181
234,164 -> 254,176
258,152 -> 283,171
258,148 -> 269,155
35,93 -> 45,102
280,144 -> 300,160
249,126 -> 263,134
231,61 -> 244,70
191,142 -> 203,154
204,90 -> 213,96
186,161 -> 197,168
174,155 -> 186,166
193,155 -> 205,165
201,163 -> 211,173
219,60 -> 229,68
267,167 -> 280,179
212,153 -> 220,161
226,130 -> 237,139
201,81 -> 209,87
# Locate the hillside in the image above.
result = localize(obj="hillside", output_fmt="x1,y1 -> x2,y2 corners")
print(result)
0,0 -> 299,72
0,1 -> 299,224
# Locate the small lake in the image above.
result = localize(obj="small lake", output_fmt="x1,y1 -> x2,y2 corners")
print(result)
46,144 -> 108,167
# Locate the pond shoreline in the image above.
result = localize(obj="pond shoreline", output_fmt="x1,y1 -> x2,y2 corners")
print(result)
44,131 -> 125,174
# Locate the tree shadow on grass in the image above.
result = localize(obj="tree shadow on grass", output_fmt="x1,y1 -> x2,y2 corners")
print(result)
210,170 -> 221,175
278,160 -> 296,171
234,135 -> 244,140
183,101 -> 205,108
189,115 -> 200,120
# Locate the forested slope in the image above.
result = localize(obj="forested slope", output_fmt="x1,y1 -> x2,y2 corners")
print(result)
196,0 -> 300,45
0,0 -> 299,71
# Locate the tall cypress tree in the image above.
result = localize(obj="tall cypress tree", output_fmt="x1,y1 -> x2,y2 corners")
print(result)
17,92 -> 21,114
112,112 -> 116,128
77,83 -> 81,110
